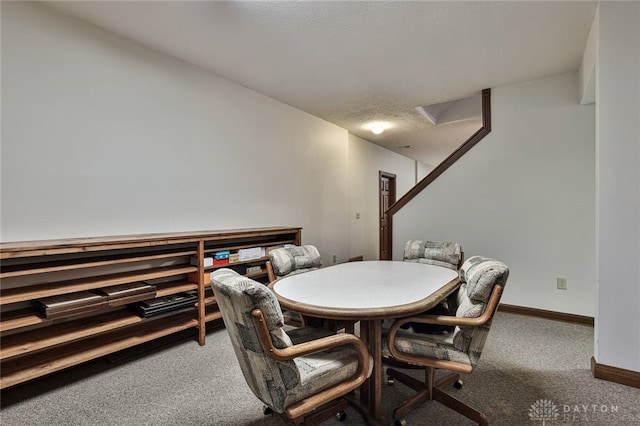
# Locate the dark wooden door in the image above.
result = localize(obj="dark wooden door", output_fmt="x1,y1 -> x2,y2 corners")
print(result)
379,172 -> 396,260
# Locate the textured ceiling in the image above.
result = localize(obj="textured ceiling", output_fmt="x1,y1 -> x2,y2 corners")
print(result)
47,1 -> 597,166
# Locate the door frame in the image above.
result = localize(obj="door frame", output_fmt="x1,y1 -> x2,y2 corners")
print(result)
379,171 -> 396,260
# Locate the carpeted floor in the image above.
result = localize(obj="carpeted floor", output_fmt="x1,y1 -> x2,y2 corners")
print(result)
1,312 -> 638,425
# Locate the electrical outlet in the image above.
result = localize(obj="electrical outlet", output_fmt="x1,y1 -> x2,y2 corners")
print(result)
332,254 -> 337,263
355,211 -> 360,219
557,277 -> 567,290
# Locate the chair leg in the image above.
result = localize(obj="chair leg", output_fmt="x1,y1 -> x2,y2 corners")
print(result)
388,366 -> 488,426
387,368 -> 432,421
393,388 -> 430,421
432,387 -> 488,426
435,371 -> 460,389
387,368 -> 427,392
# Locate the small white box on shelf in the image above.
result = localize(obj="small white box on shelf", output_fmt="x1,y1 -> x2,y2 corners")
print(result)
191,256 -> 214,267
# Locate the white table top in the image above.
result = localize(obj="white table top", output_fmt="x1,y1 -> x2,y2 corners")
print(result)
271,260 -> 459,320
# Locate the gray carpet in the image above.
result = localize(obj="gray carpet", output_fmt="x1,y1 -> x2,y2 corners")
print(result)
1,312 -> 639,425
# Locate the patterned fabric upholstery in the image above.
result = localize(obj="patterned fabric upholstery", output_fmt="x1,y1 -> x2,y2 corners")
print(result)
387,256 -> 508,368
400,240 -> 462,334
210,268 -> 367,413
269,245 -> 322,278
403,240 -> 462,270
453,256 -> 509,365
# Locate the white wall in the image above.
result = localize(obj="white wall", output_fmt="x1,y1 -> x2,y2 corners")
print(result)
416,161 -> 433,182
580,9 -> 598,105
594,2 -> 640,372
394,72 -> 596,317
347,134 -> 415,261
0,2 -> 411,267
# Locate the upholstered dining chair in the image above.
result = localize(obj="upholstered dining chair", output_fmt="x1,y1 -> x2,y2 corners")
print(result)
210,268 -> 372,425
403,239 -> 464,270
385,256 -> 509,426
399,240 -> 464,334
267,245 -> 323,281
266,245 -> 322,327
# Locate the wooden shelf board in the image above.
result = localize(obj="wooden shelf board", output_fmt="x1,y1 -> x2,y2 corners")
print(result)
205,311 -> 223,323
0,227 -> 301,259
1,265 -> 197,305
154,280 -> 198,297
1,250 -> 197,279
0,308 -> 51,333
204,302 -> 222,323
246,271 -> 267,279
0,312 -> 198,389
203,239 -> 296,254
0,309 -> 144,361
205,256 -> 270,271
0,281 -> 196,335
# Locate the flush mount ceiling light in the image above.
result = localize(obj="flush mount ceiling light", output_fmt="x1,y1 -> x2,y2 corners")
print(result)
370,124 -> 385,135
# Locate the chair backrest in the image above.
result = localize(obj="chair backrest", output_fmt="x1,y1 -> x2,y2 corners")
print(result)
210,268 -> 296,411
453,256 -> 509,366
268,245 -> 322,278
403,240 -> 463,270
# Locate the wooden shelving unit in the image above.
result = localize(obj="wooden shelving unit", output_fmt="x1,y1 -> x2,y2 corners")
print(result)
0,227 -> 301,389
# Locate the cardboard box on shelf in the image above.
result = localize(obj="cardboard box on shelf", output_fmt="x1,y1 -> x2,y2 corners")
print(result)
213,250 -> 230,260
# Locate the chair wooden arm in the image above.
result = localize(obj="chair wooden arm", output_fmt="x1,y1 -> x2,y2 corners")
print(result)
266,261 -> 276,283
251,309 -> 369,365
251,309 -> 371,419
388,285 -> 503,375
389,285 -> 504,343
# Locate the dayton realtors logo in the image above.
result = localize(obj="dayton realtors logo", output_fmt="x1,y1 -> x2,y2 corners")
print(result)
528,399 -> 559,425
529,399 -> 639,424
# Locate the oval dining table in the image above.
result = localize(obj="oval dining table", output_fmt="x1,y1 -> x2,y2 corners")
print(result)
270,260 -> 460,425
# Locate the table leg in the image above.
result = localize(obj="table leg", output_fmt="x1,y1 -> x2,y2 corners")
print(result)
359,321 -> 371,407
360,319 -> 389,425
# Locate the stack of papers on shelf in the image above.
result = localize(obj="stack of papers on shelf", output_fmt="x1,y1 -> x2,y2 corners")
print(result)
129,292 -> 197,318
238,247 -> 264,261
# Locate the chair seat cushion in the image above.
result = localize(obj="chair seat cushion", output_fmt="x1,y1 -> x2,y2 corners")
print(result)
283,327 -> 374,407
383,329 -> 472,367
